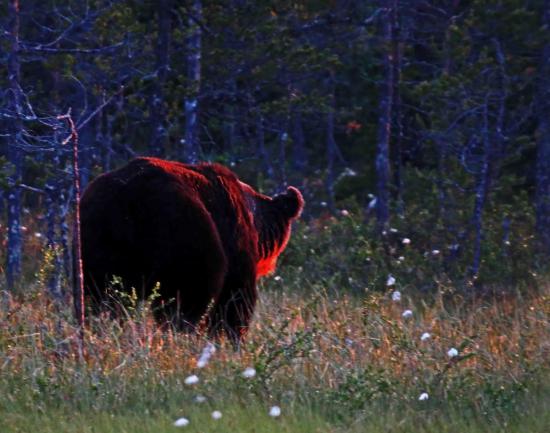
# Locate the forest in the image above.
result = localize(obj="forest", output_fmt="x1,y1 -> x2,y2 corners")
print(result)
1,1 -> 549,432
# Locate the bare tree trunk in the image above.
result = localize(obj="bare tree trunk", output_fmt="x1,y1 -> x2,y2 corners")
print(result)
390,2 -> 403,215
6,0 -> 23,290
58,111 -> 85,338
291,110 -> 306,174
471,98 -> 490,277
278,118 -> 289,187
255,111 -> 275,180
150,0 -> 172,157
535,4 -> 550,253
374,3 -> 394,229
44,131 -> 65,301
326,92 -> 337,210
183,0 -> 202,163
223,79 -> 237,156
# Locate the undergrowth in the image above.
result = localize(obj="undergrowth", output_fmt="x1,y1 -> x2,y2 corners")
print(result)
0,210 -> 549,432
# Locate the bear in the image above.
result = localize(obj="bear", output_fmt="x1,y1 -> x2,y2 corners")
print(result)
80,157 -> 303,342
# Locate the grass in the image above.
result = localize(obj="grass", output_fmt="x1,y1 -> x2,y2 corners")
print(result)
1,278 -> 549,433
1,211 -> 549,432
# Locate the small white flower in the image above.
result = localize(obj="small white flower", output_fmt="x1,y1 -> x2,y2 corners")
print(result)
386,275 -> 396,286
368,197 -> 377,209
420,332 -> 431,341
173,417 -> 189,427
432,249 -> 440,255
390,227 -> 398,233
211,410 -> 222,420
34,232 -> 43,238
397,256 -> 405,262
320,201 -> 328,207
402,238 -> 411,245
402,309 -> 413,319
447,347 -> 459,358
184,374 -> 199,385
194,394 -> 206,403
418,392 -> 429,401
391,290 -> 401,302
242,367 -> 256,378
269,406 -> 281,417
197,342 -> 216,368
274,275 -> 282,282
340,209 -> 350,217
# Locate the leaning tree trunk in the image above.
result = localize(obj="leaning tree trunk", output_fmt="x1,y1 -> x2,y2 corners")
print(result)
183,0 -> 202,163
6,0 -> 24,290
374,3 -> 394,229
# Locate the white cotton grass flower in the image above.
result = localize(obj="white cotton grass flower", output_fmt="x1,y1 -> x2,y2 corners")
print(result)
269,406 -> 281,417
447,347 -> 459,358
197,342 -> 216,368
242,367 -> 256,379
386,275 -> 396,286
402,238 -> 411,245
211,410 -> 222,420
402,309 -> 413,318
173,417 -> 190,427
391,290 -> 402,302
418,392 -> 429,401
420,332 -> 431,341
194,394 -> 207,403
184,374 -> 199,385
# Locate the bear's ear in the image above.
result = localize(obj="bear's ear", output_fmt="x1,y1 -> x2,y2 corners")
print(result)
273,186 -> 304,220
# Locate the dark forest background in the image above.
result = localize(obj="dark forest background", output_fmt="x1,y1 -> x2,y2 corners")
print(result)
1,0 -> 549,297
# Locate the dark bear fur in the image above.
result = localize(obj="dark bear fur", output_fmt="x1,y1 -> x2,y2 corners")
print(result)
81,157 -> 303,341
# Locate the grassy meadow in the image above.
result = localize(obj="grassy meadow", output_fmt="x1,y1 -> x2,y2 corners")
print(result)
1,214 -> 550,432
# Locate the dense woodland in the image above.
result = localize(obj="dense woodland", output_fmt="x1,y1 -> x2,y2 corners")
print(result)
1,0 -> 549,296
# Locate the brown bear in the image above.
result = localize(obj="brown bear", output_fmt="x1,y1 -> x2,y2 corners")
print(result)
81,157 -> 303,342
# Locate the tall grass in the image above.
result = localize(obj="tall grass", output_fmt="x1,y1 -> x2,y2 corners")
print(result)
1,277 -> 549,432
1,212 -> 549,432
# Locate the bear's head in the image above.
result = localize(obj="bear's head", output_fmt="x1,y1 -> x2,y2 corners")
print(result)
240,183 -> 304,277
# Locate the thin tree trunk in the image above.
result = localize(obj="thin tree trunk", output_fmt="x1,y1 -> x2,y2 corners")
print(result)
374,3 -> 394,229
149,0 -> 172,157
535,3 -> 550,252
183,0 -> 202,163
6,0 -> 23,290
255,111 -> 275,180
44,130 -> 64,301
291,110 -> 306,174
471,98 -> 490,277
278,118 -> 289,187
326,91 -> 337,210
390,2 -> 403,214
